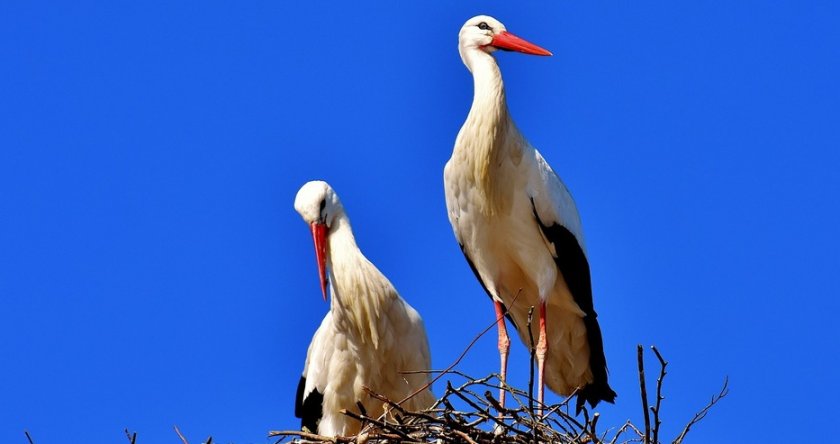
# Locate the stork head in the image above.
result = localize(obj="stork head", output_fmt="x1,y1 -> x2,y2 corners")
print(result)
458,15 -> 552,63
294,180 -> 344,301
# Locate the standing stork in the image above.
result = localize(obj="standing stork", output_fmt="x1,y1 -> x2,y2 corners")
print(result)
443,16 -> 616,414
293,180 -> 435,436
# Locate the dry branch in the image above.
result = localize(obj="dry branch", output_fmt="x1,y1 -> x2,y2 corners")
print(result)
672,377 -> 729,444
174,425 -> 189,444
650,346 -> 667,444
124,428 -> 137,444
637,345 -> 651,444
395,291 -> 524,412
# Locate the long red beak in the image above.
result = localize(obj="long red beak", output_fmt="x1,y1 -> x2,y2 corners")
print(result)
309,222 -> 328,301
491,31 -> 552,56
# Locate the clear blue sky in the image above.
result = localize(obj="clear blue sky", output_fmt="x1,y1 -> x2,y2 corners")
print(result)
2,1 -> 838,443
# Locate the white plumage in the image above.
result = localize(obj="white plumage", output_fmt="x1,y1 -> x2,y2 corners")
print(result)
293,180 -> 434,436
444,16 -> 616,413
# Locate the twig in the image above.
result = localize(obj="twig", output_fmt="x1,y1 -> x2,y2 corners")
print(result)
363,387 -> 441,426
651,346 -> 667,444
446,382 -> 515,436
24,431 -> 34,444
637,345 -> 651,444
341,409 -> 414,441
123,428 -> 137,444
269,429 -> 347,442
589,412 -> 600,443
174,425 -> 189,444
607,420 -> 635,444
526,305 -> 536,425
625,422 -> 646,441
672,377 -> 729,444
205,437 -> 213,444
450,429 -> 479,444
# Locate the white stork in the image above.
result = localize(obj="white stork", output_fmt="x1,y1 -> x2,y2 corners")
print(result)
443,16 -> 616,414
293,180 -> 435,436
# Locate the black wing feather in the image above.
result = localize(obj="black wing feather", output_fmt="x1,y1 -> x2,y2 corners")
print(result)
530,198 -> 616,413
294,375 -> 323,433
459,243 -> 517,330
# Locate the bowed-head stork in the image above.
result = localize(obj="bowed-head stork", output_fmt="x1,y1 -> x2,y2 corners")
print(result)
443,16 -> 616,414
293,180 -> 435,436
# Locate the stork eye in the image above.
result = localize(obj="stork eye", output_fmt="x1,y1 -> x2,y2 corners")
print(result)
319,199 -> 327,221
477,22 -> 491,31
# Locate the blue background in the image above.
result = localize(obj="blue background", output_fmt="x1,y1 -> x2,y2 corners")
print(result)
2,1 -> 838,443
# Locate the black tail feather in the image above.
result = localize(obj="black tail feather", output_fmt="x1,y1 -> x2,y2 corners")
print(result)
576,378 -> 617,415
575,313 -> 617,415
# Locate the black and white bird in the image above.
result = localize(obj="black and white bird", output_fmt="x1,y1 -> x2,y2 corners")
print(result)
293,180 -> 435,436
443,15 -> 616,414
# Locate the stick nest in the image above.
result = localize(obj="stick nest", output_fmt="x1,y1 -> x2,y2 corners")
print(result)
269,346 -> 728,444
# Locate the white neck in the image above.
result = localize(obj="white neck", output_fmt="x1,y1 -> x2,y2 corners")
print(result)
461,49 -> 507,135
326,212 -> 356,251
325,212 -> 360,296
325,213 -> 389,349
455,49 -> 522,214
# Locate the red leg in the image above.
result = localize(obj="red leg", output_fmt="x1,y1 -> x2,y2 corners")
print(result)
494,300 -> 511,410
536,300 -> 548,416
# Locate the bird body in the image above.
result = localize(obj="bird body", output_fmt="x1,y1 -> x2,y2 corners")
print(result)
446,140 -> 592,396
444,15 -> 615,412
294,181 -> 434,436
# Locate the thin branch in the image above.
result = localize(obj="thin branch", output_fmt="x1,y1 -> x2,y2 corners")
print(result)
624,422 -> 646,442
450,429 -> 479,444
395,290 -> 523,408
123,428 -> 137,444
672,377 -> 729,444
269,430 -> 347,442
24,431 -> 34,444
526,305 -> 537,437
174,425 -> 189,444
446,381 -> 524,437
650,346 -> 667,444
341,409 -> 414,441
589,412 -> 600,444
527,306 -> 537,410
637,345 -> 651,444
607,420 -> 635,444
